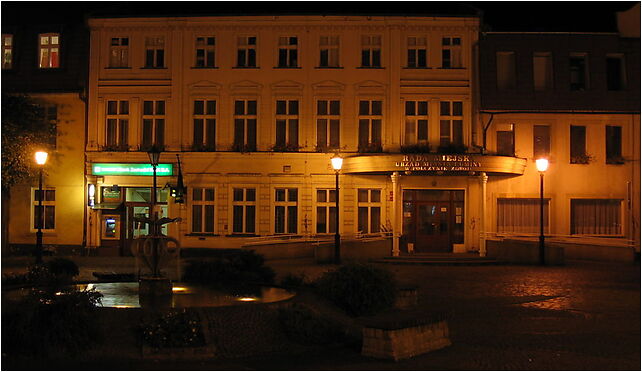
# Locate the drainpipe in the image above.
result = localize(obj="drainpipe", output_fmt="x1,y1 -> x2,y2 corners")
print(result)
480,172 -> 488,257
391,171 -> 400,257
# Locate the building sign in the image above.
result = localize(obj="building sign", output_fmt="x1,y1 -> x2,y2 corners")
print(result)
395,155 -> 482,172
92,163 -> 173,176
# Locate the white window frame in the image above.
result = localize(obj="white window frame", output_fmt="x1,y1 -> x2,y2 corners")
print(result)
441,36 -> 462,68
192,99 -> 216,151
31,187 -> 56,232
231,187 -> 256,234
274,188 -> 298,234
141,100 -> 165,149
358,100 -> 383,152
403,99 -> 429,146
195,36 -> 216,68
236,35 -> 257,67
407,36 -> 427,68
105,100 -> 129,150
316,99 -> 341,150
357,189 -> 382,235
191,187 -> 216,234
144,36 -> 165,68
38,33 -> 60,69
109,37 -> 129,68
277,36 -> 298,68
319,35 -> 340,68
275,99 -> 299,150
315,189 -> 337,234
2,34 -> 13,69
361,35 -> 381,68
233,99 -> 258,152
439,101 -> 464,147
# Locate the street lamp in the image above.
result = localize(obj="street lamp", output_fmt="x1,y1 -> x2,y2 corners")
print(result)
147,146 -> 162,277
34,150 -> 48,264
331,154 -> 343,264
536,158 -> 549,266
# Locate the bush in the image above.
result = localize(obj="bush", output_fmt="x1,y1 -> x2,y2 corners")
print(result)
141,309 -> 205,349
44,258 -> 79,279
2,288 -> 103,357
278,303 -> 345,345
278,272 -> 308,288
183,250 -> 275,286
314,263 -> 397,316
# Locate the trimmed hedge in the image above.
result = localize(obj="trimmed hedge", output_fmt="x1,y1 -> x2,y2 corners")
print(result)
183,250 -> 275,286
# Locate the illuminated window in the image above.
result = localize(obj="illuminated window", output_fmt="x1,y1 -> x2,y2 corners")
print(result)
32,188 -> 56,231
439,101 -> 464,148
358,100 -> 382,152
361,35 -> 381,68
232,188 -> 256,234
195,36 -> 215,68
192,99 -> 216,151
277,36 -> 298,68
275,100 -> 299,151
192,188 -> 215,233
533,125 -> 550,158
571,199 -> 621,235
106,100 -> 129,150
319,35 -> 340,68
606,55 -> 626,91
570,125 -> 587,164
404,100 -> 429,146
144,36 -> 165,68
142,100 -> 165,149
407,36 -> 427,68
2,34 -> 12,69
38,33 -> 60,68
606,125 -> 623,164
496,51 -> 516,90
274,188 -> 298,234
109,37 -> 129,68
316,189 -> 337,234
233,100 -> 257,152
237,36 -> 257,67
316,100 -> 340,150
569,53 -> 588,91
358,189 -> 381,234
533,52 -> 553,91
442,37 -> 461,68
497,198 -> 549,234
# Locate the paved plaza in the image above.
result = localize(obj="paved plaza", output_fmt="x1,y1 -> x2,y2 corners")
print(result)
2,256 -> 640,370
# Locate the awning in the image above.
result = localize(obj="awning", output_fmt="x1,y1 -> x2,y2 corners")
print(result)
91,202 -> 123,211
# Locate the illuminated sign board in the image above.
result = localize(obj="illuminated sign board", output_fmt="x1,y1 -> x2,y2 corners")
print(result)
92,163 -> 173,176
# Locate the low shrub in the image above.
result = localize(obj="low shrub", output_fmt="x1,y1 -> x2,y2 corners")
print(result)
44,257 -> 79,280
183,250 -> 275,286
314,263 -> 397,316
278,272 -> 308,288
140,309 -> 205,349
278,303 -> 345,345
2,288 -> 103,357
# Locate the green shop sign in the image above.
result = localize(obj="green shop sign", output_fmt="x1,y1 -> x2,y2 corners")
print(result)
92,163 -> 173,176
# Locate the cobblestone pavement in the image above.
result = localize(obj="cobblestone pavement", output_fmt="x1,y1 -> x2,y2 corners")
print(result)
2,257 -> 640,370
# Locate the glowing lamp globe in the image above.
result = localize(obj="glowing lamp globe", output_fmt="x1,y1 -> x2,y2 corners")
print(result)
331,155 -> 343,171
35,151 -> 48,165
536,158 -> 549,172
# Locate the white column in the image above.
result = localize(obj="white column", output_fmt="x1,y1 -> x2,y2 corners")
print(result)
391,171 -> 401,257
480,172 -> 488,257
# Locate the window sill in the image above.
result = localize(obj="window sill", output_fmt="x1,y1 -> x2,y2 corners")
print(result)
403,67 -> 431,70
191,66 -> 218,69
140,67 -> 168,70
357,66 -> 385,69
105,67 -> 131,70
185,233 -> 219,237
233,66 -> 259,69
273,66 -> 301,69
315,66 -> 343,69
228,233 -> 259,237
436,67 -> 466,70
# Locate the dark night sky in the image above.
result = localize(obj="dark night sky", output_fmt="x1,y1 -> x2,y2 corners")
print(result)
2,1 -> 639,32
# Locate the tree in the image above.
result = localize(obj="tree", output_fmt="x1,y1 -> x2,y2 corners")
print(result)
1,94 -> 55,253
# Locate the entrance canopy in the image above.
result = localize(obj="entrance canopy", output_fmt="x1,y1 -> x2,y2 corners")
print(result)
342,154 -> 526,175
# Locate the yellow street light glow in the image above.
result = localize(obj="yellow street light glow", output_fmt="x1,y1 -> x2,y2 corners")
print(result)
331,155 -> 343,171
35,151 -> 48,165
238,297 -> 258,302
536,158 -> 549,172
172,286 -> 189,293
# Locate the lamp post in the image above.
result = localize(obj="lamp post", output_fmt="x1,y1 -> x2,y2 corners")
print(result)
536,158 -> 549,266
331,154 -> 343,264
34,151 -> 48,264
147,146 -> 162,276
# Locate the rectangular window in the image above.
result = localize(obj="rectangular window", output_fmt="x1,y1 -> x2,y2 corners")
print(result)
441,37 -> 461,68
606,125 -> 623,164
407,36 -> 427,68
277,36 -> 298,68
496,51 -> 516,90
32,188 -> 56,231
319,36 -> 339,67
496,124 -> 514,156
316,189 -> 337,234
144,36 -> 165,68
233,100 -> 257,152
570,125 -> 587,164
2,34 -> 13,69
316,100 -> 340,150
237,36 -> 257,67
358,100 -> 382,152
533,52 -> 553,91
191,188 -> 215,233
195,36 -> 215,68
109,37 -> 129,68
533,125 -> 550,158
232,187 -> 256,234
497,198 -> 549,233
361,35 -> 381,68
192,100 -> 216,151
275,188 -> 298,234
439,101 -> 464,148
106,100 -> 129,150
275,100 -> 299,151
569,53 -> 588,91
571,199 -> 622,235
38,33 -> 60,68
357,189 -> 381,234
606,55 -> 626,91
142,100 -> 165,149
404,100 -> 429,146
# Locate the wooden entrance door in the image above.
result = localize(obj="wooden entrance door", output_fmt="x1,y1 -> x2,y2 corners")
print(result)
415,201 -> 452,252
